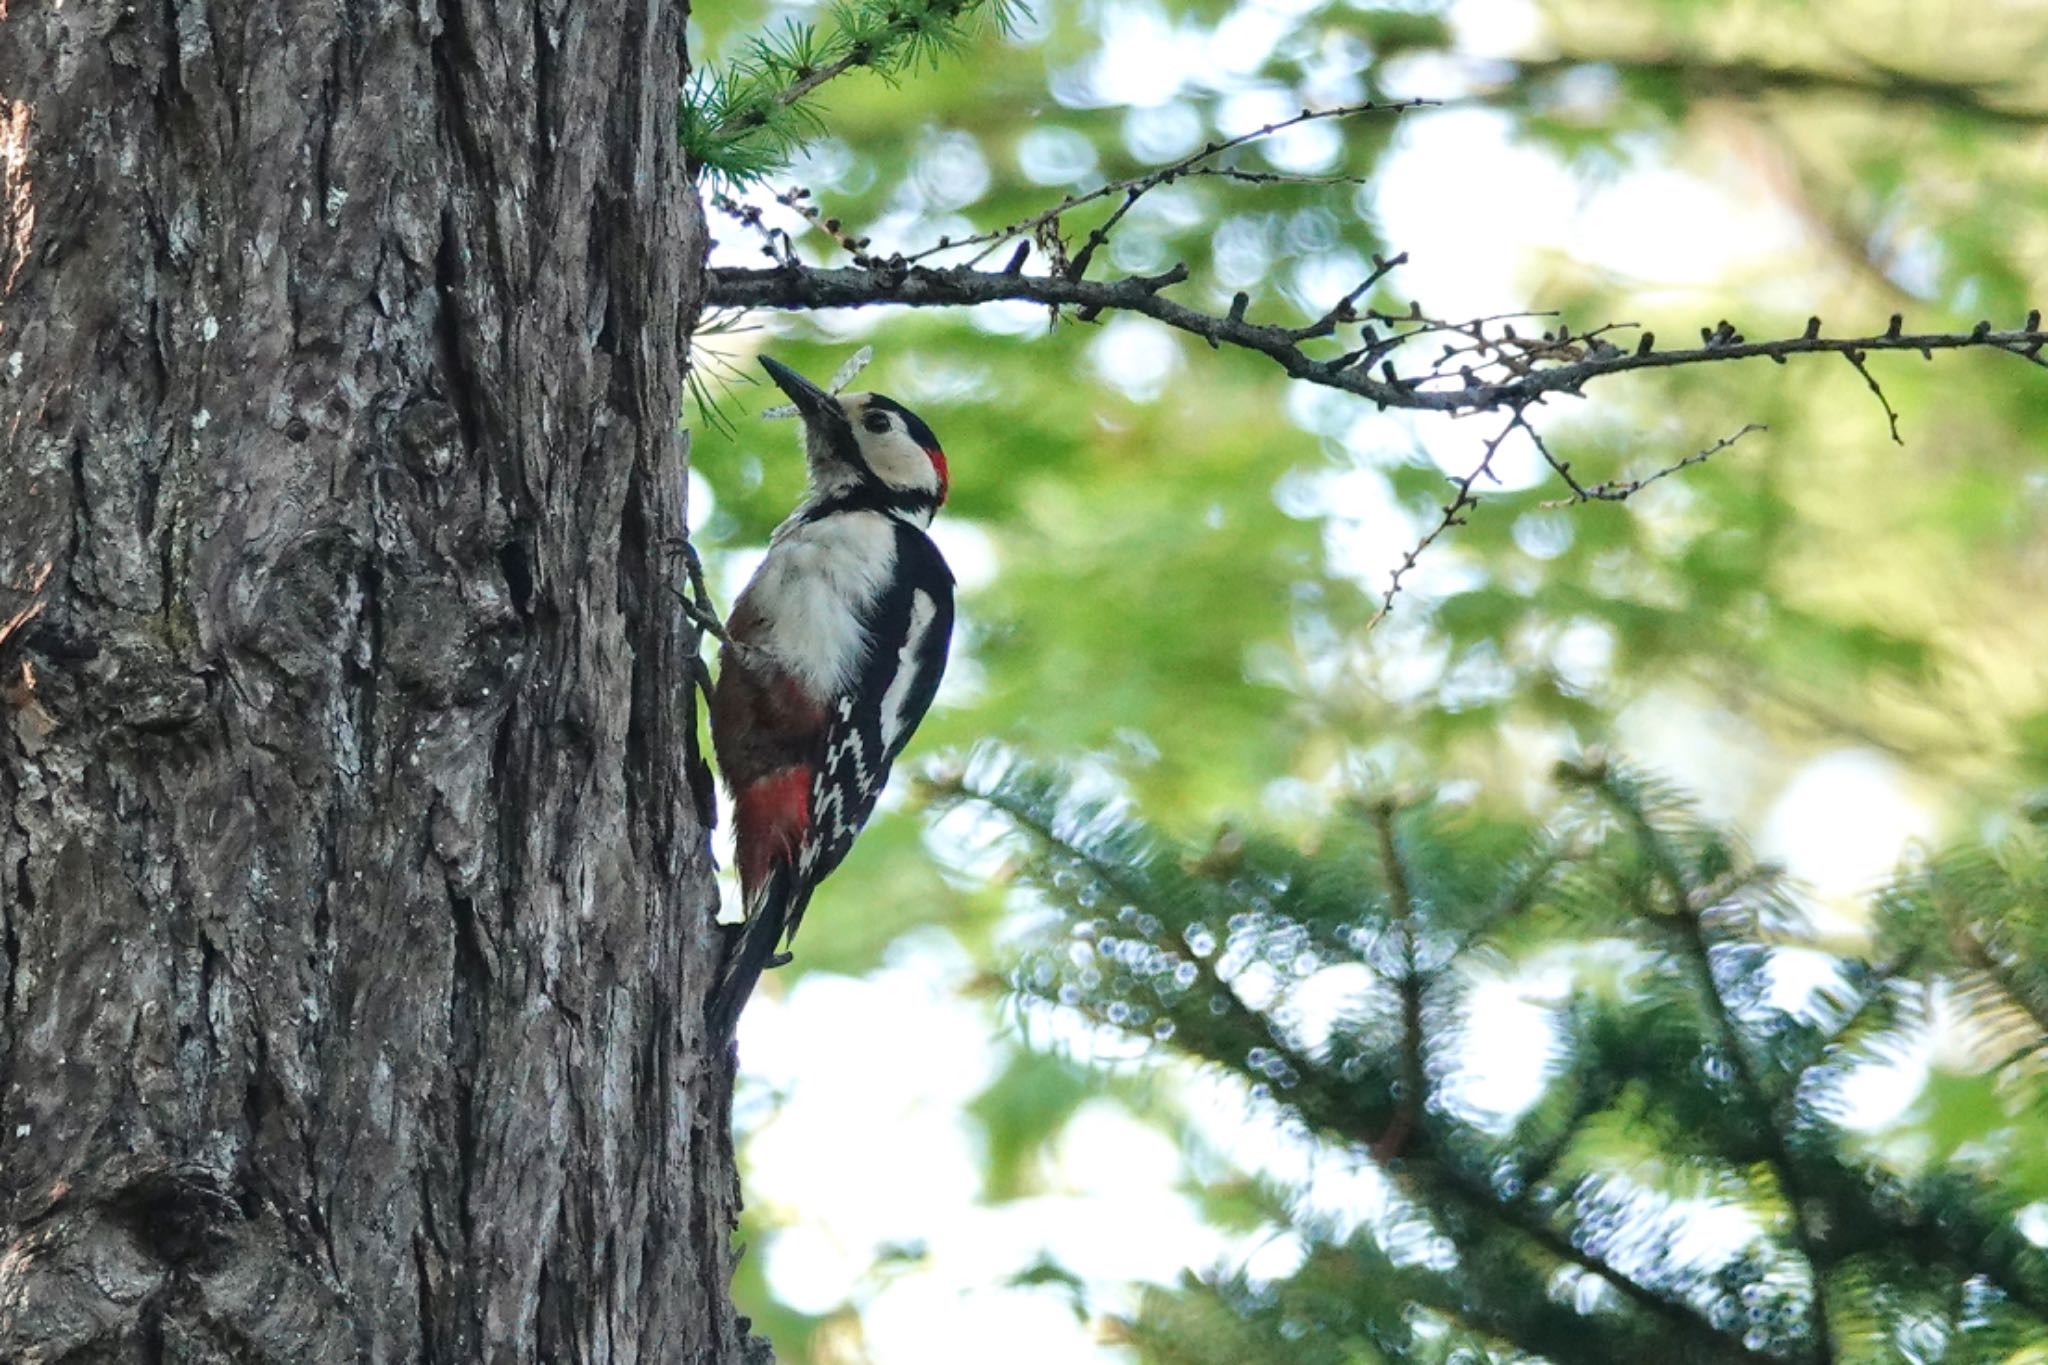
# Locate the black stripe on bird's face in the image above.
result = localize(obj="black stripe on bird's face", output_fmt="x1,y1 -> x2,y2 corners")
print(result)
863,394 -> 940,454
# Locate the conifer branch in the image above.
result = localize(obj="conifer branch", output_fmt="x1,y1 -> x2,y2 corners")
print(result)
681,0 -> 1023,182
1579,768 -> 1837,1363
944,757 -> 1795,1364
1366,800 -> 1427,1162
1415,1161 -> 1784,1365
940,753 -> 2048,1358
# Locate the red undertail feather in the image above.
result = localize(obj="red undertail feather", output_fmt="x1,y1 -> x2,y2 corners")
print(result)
734,765 -> 812,907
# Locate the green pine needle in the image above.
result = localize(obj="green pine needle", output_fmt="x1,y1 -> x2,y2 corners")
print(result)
925,744 -> 2048,1360
682,0 -> 1024,184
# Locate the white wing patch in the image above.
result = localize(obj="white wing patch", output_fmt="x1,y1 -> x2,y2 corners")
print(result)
879,589 -> 938,755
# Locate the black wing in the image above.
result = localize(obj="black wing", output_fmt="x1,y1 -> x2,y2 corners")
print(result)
792,521 -> 954,926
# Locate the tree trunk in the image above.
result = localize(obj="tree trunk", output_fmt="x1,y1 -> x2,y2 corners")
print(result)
0,0 -> 749,1356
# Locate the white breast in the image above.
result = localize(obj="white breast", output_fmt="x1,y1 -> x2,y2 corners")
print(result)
740,510 -> 899,698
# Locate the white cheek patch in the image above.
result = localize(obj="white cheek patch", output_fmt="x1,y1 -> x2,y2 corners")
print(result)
865,429 -> 940,494
746,513 -> 897,697
878,589 -> 938,754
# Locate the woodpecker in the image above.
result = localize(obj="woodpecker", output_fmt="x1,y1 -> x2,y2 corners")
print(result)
705,356 -> 956,1039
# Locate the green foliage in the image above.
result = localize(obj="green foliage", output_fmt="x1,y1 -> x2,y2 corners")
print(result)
969,1049 -> 1096,1201
681,0 -> 1023,183
933,749 -> 2048,1364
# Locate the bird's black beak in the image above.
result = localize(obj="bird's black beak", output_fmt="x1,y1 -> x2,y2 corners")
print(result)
760,356 -> 838,424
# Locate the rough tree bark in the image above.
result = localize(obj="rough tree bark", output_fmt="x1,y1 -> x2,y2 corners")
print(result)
0,0 -> 749,1357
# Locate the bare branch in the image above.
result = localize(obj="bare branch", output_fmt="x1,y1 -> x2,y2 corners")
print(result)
705,261 -> 2048,417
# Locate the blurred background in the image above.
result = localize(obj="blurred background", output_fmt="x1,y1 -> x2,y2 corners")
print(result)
682,0 -> 2048,1358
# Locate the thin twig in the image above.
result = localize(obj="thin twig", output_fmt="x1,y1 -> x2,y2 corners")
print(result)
894,98 -> 1437,268
1537,423 -> 1767,506
1372,412 -> 1521,624
1287,253 -> 1409,343
1843,350 -> 1902,445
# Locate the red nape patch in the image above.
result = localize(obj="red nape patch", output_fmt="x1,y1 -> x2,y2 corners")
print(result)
925,446 -> 950,503
734,767 -> 811,903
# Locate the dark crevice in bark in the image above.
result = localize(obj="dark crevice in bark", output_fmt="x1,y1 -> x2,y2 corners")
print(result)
314,29 -> 344,212
144,298 -> 172,410
141,1288 -> 168,1365
312,796 -> 337,968
589,196 -> 619,356
532,1203 -> 581,1365
355,559 -> 383,754
158,0 -> 183,95
66,432 -> 89,594
302,1126 -> 343,1287
139,449 -> 164,541
206,2 -> 242,147
427,0 -> 479,169
412,1226 -> 442,1365
601,1224 -> 621,1354
498,537 -> 534,617
426,0 -> 512,353
241,1028 -> 271,1197
108,1167 -> 239,1270
157,508 -> 179,621
198,931 -> 221,1063
489,708 -> 524,940
2,844 -> 23,1099
432,208 -> 488,466
531,0 -> 557,203
619,467 -> 652,842
445,886 -> 486,1255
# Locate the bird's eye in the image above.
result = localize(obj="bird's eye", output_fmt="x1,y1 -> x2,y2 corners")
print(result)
861,410 -> 893,435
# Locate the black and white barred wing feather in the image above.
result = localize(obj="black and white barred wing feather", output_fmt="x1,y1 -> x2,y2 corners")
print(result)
791,526 -> 955,937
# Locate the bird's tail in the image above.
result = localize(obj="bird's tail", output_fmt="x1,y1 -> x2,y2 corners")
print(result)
707,864 -> 805,1044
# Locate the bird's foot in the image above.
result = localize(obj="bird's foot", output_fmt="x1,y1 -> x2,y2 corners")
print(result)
660,536 -> 736,647
665,581 -> 735,649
